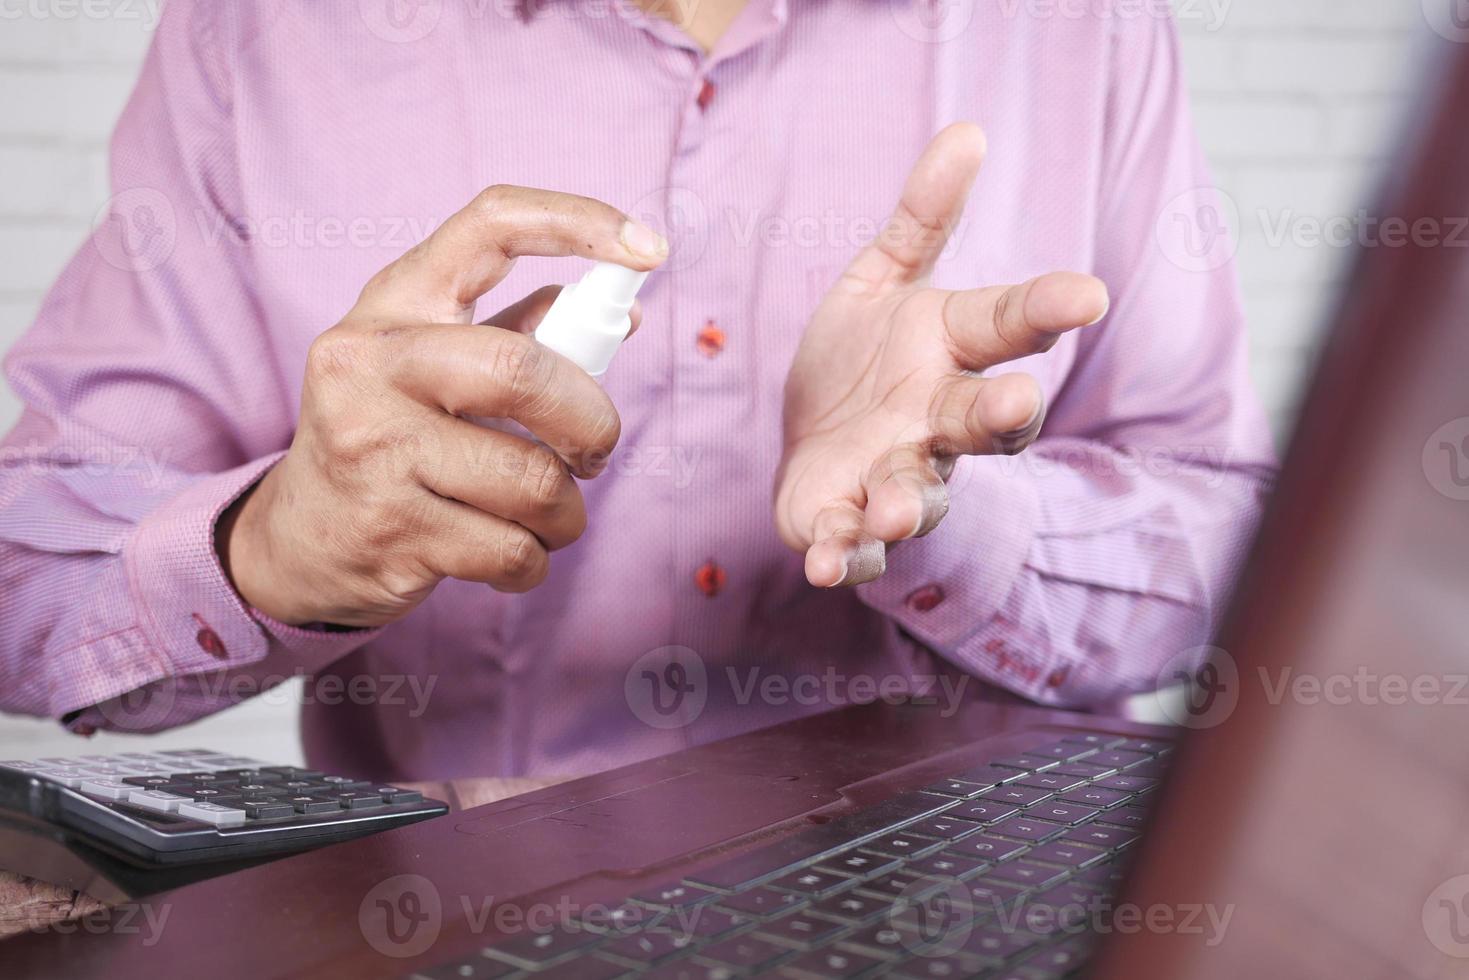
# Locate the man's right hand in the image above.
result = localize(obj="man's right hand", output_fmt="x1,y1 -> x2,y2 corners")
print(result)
216,186 -> 668,628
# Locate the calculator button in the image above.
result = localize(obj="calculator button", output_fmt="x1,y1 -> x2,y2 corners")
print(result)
264,767 -> 324,779
320,775 -> 370,789
0,760 -> 45,771
335,791 -> 388,809
289,795 -> 343,814
128,789 -> 193,813
377,787 -> 423,804
177,801 -> 248,826
34,769 -> 91,788
243,800 -> 296,819
78,778 -> 137,801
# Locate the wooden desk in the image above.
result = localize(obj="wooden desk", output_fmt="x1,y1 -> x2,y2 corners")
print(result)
0,777 -> 560,941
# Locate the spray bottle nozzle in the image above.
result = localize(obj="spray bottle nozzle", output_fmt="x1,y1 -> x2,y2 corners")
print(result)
532,261 -> 650,378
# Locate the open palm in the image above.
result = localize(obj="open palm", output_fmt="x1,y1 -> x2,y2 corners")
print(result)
776,124 -> 1110,587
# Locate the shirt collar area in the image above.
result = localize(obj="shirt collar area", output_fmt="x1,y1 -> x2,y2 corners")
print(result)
512,0 -> 791,60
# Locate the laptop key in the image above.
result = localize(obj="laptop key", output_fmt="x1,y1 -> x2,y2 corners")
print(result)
1092,805 -> 1150,830
756,912 -> 847,946
889,952 -> 994,979
813,850 -> 902,879
905,852 -> 990,880
903,815 -> 979,841
597,928 -> 696,965
1062,824 -> 1139,849
861,833 -> 944,860
696,934 -> 791,971
951,764 -> 1028,786
1093,774 -> 1158,793
987,817 -> 1066,843
1027,802 -> 1099,826
991,756 -> 1059,773
777,947 -> 885,979
1057,787 -> 1132,809
921,778 -> 991,799
1059,733 -> 1125,748
948,800 -> 1019,824
1111,738 -> 1171,755
768,869 -> 857,898
1049,761 -> 1117,779
1015,770 -> 1087,791
1022,841 -> 1108,869
984,861 -> 1067,889
855,871 -> 945,903
713,887 -> 806,918
981,786 -> 1055,807
1086,750 -> 1151,769
946,834 -> 1028,862
481,927 -> 601,968
631,882 -> 722,909
1028,743 -> 1097,761
805,890 -> 893,925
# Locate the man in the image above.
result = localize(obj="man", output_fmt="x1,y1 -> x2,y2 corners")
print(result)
0,0 -> 1274,779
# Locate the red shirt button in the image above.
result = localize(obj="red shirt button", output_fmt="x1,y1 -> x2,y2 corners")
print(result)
696,78 -> 716,112
696,320 -> 726,358
695,561 -> 727,598
906,584 -> 946,612
194,621 -> 228,658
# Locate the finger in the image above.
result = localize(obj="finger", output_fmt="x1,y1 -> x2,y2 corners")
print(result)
942,271 -> 1109,370
353,185 -> 667,324
862,445 -> 950,543
420,417 -> 587,550
928,372 -> 1047,457
480,285 -> 643,340
840,122 -> 987,292
425,499 -> 551,593
386,324 -> 621,477
806,502 -> 887,588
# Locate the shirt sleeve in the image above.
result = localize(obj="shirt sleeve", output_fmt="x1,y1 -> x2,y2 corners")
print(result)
0,2 -> 376,734
856,11 -> 1278,707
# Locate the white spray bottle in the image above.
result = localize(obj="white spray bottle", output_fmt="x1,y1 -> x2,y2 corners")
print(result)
533,262 -> 649,377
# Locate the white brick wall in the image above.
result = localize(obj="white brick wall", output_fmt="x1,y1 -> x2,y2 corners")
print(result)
0,1 -> 1431,754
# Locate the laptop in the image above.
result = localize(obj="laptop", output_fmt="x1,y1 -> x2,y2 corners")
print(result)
6,31 -> 1468,980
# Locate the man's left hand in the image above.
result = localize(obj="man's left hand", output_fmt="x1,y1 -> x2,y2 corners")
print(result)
776,123 -> 1110,587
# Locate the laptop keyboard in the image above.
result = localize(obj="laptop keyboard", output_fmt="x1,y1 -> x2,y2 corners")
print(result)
409,732 -> 1171,980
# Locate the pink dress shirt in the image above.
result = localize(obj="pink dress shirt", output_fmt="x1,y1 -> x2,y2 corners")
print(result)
0,0 -> 1275,780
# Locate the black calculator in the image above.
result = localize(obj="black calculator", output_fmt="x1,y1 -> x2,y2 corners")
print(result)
0,748 -> 447,871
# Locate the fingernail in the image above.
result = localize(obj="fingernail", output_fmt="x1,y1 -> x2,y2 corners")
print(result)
832,555 -> 850,588
1002,401 -> 1043,437
621,220 -> 668,260
1085,297 -> 1111,326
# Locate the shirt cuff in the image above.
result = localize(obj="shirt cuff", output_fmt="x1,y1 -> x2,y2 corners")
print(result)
122,452 -> 377,676
855,455 -> 1039,650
